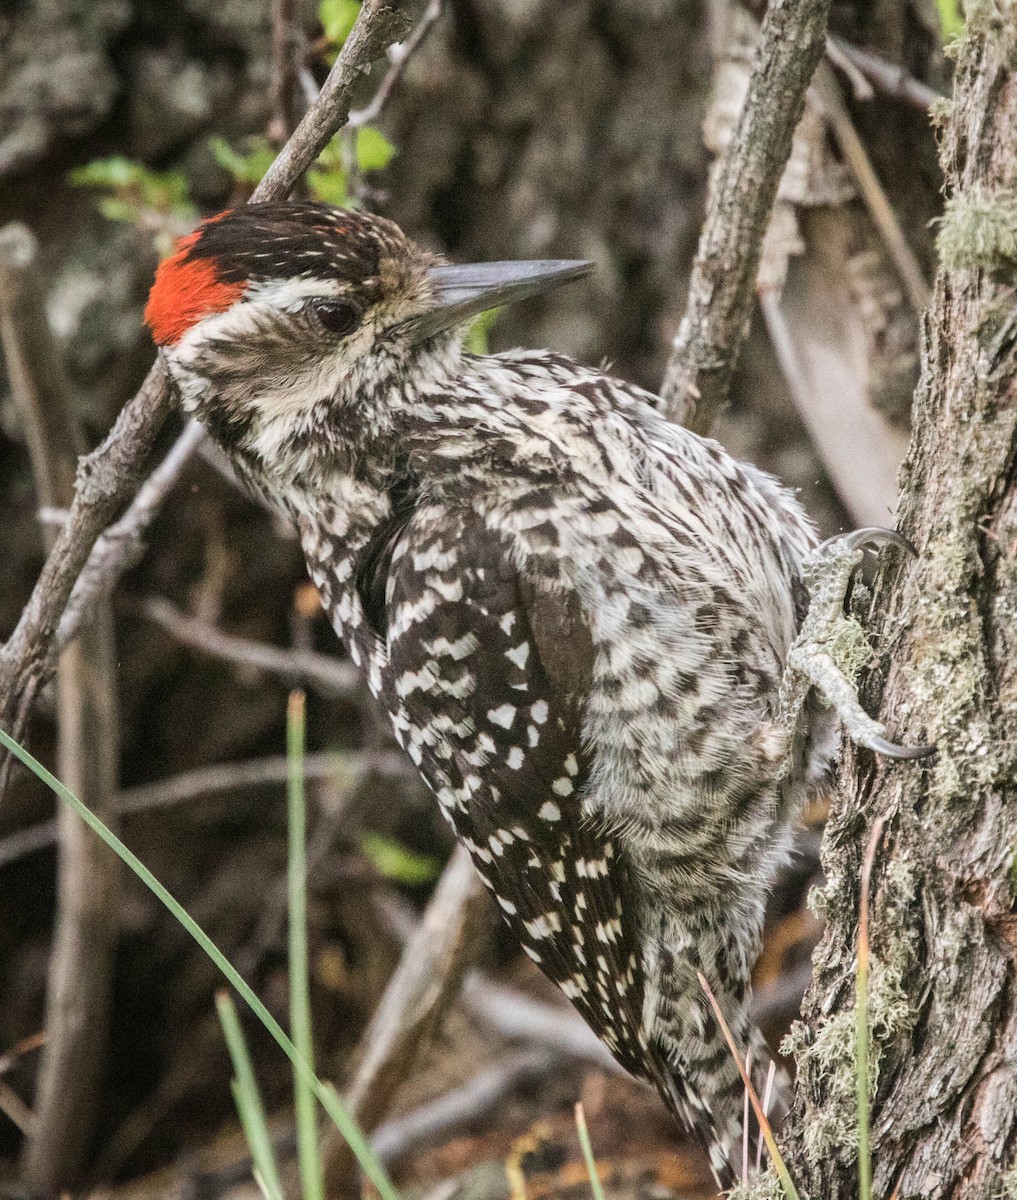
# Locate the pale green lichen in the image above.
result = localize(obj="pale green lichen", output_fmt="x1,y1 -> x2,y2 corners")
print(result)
937,184 -> 1017,272
928,95 -> 954,132
787,955 -> 911,1164
999,1165 -> 1017,1199
727,1165 -> 791,1200
822,614 -> 875,683
785,856 -> 918,1167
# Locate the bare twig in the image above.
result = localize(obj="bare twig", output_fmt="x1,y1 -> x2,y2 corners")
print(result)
370,1048 -> 557,1167
138,596 -> 362,698
55,422 -> 206,653
810,61 -> 931,316
759,287 -> 908,525
322,845 -> 491,1191
116,748 -> 410,814
348,0 -> 443,130
0,1080 -> 35,1137
461,976 -> 620,1074
0,0 -> 427,757
0,749 -> 413,867
0,223 -> 122,1190
824,36 -> 875,101
827,36 -> 943,112
0,818 -> 59,868
660,0 -> 831,434
270,0 -> 301,144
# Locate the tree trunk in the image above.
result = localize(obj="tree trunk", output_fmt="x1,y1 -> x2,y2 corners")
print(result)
784,11 -> 1017,1199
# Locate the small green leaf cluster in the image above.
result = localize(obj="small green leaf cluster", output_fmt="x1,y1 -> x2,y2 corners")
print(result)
360,831 -> 441,885
319,0 -> 362,61
68,157 -> 197,256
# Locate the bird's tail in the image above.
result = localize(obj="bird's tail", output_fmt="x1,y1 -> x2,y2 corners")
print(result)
657,1023 -> 790,1189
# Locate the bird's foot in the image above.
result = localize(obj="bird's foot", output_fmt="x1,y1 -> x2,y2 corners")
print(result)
778,527 -> 934,765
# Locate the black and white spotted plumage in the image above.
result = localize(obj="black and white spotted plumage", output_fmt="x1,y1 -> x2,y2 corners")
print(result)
148,203 -> 832,1184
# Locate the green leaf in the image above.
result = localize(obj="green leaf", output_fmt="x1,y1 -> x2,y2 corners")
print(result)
210,135 -> 276,186
360,833 -> 441,885
464,305 -> 502,356
320,0 -> 361,46
936,0 -> 964,39
308,165 -> 349,206
355,126 -> 396,173
69,156 -> 195,223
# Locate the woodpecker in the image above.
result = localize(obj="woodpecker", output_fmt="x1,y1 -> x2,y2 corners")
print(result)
145,201 -> 924,1183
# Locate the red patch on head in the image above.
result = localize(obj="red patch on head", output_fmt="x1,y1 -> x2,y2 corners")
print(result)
144,223 -> 247,346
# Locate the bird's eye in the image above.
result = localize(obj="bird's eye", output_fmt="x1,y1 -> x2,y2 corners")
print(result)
313,300 -> 362,337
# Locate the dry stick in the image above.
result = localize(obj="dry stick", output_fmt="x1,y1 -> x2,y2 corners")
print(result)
0,223 -> 123,1190
826,36 -> 942,113
461,976 -> 620,1074
370,1048 -> 556,1168
0,0 -> 426,761
660,0 -> 832,435
118,747 -> 411,814
759,287 -> 908,527
322,845 -> 491,1192
270,0 -> 301,144
138,595 -> 363,698
810,61 -> 930,317
55,422 -> 206,653
347,0 -> 443,130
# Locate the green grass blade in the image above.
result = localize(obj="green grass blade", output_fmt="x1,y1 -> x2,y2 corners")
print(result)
216,991 -> 284,1200
856,819 -> 883,1200
0,725 -> 399,1200
287,691 -> 325,1200
574,1103 -> 606,1200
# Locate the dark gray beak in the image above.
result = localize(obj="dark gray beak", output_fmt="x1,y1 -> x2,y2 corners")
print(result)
411,259 -> 595,342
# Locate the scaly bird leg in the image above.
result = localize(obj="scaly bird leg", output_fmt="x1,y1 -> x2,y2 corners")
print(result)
779,527 -> 934,763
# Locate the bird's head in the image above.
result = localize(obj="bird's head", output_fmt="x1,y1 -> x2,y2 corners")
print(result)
145,202 -> 591,479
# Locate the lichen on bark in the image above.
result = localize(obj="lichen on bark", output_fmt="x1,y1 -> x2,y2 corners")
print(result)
783,8 -> 1017,1198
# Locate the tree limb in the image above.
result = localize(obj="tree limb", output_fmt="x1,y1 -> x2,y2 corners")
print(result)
0,0 -> 426,760
660,0 -> 831,433
0,222 -> 122,1190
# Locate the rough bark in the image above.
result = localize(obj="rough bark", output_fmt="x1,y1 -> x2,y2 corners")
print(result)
784,11 -> 1017,1198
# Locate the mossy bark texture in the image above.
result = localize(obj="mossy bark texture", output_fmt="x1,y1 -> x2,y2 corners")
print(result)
785,12 -> 1017,1200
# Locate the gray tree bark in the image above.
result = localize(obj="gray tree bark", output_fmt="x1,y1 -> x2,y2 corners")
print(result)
784,10 -> 1017,1199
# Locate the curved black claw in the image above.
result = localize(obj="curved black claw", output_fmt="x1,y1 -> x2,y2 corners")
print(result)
863,734 -> 936,760
821,527 -> 917,556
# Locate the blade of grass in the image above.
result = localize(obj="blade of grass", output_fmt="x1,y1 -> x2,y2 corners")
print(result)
0,725 -> 400,1200
696,972 -> 802,1200
288,690 -> 325,1200
857,817 -> 884,1200
216,990 -> 284,1200
574,1102 -> 606,1200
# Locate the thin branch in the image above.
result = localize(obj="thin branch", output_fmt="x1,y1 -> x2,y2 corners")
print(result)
322,845 -> 491,1192
347,0 -> 443,129
0,749 -> 414,866
270,0 -> 301,144
826,36 -> 944,112
0,0 -> 427,753
0,222 -> 122,1191
138,596 -> 362,698
370,1048 -> 557,1167
660,0 -> 832,434
759,287 -> 909,526
116,747 -> 411,814
461,976 -> 620,1074
55,422 -> 206,653
810,61 -> 931,316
